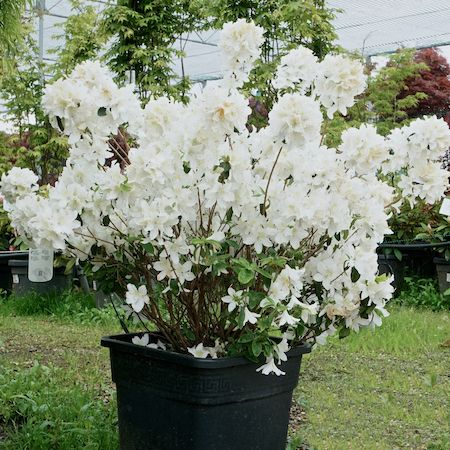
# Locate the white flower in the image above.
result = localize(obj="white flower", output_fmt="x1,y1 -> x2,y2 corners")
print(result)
196,85 -> 251,134
278,310 -> 300,327
315,54 -> 366,118
219,19 -> 264,87
273,47 -> 319,91
148,339 -> 167,351
132,334 -> 166,350
0,168 -> 39,204
339,125 -> 389,175
187,343 -> 211,358
269,93 -> 322,147
256,356 -> 286,376
125,284 -> 150,313
275,338 -> 290,363
242,307 -> 261,325
132,334 -> 150,346
221,287 -> 244,312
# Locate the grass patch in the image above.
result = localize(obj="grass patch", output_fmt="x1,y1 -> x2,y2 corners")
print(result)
0,290 -> 120,328
0,362 -> 118,450
0,288 -> 449,449
293,307 -> 450,449
0,313 -> 121,449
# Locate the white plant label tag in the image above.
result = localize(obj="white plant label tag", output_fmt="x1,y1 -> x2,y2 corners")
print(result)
439,198 -> 450,216
12,274 -> 19,284
28,249 -> 54,282
447,273 -> 450,283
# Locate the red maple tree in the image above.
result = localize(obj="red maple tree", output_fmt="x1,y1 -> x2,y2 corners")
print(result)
401,48 -> 450,125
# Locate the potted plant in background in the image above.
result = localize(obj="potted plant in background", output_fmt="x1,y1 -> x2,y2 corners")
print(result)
412,200 -> 450,294
2,20 -> 450,450
0,196 -> 28,293
378,200 -> 442,286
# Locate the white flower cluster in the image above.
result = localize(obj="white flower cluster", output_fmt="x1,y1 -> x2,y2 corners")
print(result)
3,21 -> 450,375
273,48 -> 366,119
0,167 -> 38,204
315,54 -> 367,118
273,47 -> 319,92
219,19 -> 264,88
387,117 -> 450,205
42,61 -> 140,145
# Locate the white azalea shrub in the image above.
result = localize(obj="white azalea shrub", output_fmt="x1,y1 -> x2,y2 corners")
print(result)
2,20 -> 450,375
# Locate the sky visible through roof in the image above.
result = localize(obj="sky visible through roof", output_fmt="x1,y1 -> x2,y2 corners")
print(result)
35,0 -> 450,81
1,0 -> 449,131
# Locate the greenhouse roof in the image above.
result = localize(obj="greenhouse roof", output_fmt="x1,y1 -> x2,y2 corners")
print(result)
34,0 -> 450,82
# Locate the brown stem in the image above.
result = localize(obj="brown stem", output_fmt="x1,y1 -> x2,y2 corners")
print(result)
262,146 -> 283,215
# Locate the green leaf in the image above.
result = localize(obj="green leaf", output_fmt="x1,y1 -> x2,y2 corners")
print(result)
232,257 -> 253,270
339,327 -> 351,339
225,239 -> 239,249
238,333 -> 256,344
238,269 -> 254,285
254,266 -> 272,279
351,267 -> 360,282
142,243 -> 154,255
56,116 -> 65,132
251,340 -> 262,357
393,249 -> 402,261
64,258 -> 76,275
238,308 -> 245,328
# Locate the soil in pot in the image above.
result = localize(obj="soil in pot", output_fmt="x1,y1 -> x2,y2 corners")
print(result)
102,333 -> 311,450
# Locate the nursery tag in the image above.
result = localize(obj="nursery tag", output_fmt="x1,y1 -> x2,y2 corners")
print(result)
439,198 -> 450,216
12,274 -> 19,284
28,249 -> 54,282
447,273 -> 450,283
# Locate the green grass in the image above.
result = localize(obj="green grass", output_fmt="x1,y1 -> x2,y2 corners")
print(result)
394,276 -> 450,311
0,289 -> 449,449
0,362 -> 118,450
293,307 -> 450,449
0,290 -> 120,327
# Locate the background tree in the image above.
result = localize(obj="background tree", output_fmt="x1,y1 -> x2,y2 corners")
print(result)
400,47 -> 450,123
50,0 -> 107,77
325,49 -> 428,146
0,0 -> 29,54
366,49 -> 428,136
0,33 -> 68,183
101,0 -> 198,104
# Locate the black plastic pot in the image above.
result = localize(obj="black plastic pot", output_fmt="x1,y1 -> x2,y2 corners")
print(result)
433,257 -> 450,294
8,259 -> 72,295
0,251 -> 28,293
101,333 -> 311,450
378,242 -> 442,277
377,254 -> 405,293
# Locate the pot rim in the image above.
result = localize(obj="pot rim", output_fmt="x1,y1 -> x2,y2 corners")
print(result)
101,332 -> 311,369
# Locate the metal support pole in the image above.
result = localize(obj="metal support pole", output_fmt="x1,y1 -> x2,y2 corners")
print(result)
37,0 -> 45,60
35,0 -> 46,83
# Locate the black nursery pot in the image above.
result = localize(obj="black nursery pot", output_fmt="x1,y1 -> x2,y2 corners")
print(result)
433,257 -> 450,294
8,259 -> 72,295
0,251 -> 28,293
377,254 -> 405,293
101,333 -> 311,450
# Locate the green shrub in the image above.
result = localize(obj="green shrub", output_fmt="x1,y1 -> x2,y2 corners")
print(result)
395,277 -> 450,311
